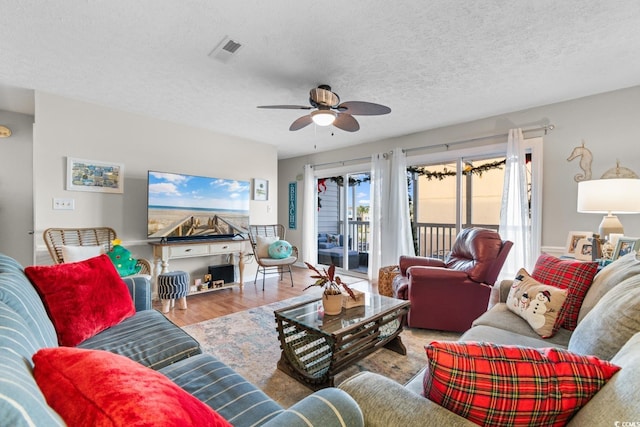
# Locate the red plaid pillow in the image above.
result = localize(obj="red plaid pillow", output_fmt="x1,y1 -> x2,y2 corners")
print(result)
423,341 -> 620,427
531,254 -> 598,330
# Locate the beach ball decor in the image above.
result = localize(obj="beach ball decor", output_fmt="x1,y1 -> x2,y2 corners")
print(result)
268,240 -> 292,259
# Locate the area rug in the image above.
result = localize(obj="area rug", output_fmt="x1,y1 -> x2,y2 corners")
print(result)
182,294 -> 461,407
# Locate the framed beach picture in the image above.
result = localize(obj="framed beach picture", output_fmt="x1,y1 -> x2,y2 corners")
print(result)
612,237 -> 640,261
66,157 -> 124,193
253,178 -> 268,201
564,231 -> 591,258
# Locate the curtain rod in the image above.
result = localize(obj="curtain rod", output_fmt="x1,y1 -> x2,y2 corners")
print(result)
404,124 -> 555,154
312,124 -> 554,169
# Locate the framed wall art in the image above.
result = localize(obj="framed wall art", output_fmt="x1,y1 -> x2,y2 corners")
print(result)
574,238 -> 594,261
253,178 -> 268,201
564,231 -> 591,258
66,157 -> 124,193
612,237 -> 640,261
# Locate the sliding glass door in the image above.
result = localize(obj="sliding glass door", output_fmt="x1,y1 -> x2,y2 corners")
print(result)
316,171 -> 370,274
408,138 -> 541,262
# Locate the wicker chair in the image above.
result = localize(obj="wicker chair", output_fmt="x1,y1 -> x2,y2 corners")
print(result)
43,227 -> 151,275
248,224 -> 298,290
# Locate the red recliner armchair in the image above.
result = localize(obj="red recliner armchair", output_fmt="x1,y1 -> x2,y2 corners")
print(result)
392,228 -> 513,332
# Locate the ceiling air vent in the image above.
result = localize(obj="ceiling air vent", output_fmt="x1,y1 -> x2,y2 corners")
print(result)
208,36 -> 243,63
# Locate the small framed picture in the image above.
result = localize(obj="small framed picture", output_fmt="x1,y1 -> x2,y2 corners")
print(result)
564,231 -> 591,258
612,237 -> 640,261
253,178 -> 268,201
574,238 -> 594,261
66,157 -> 124,193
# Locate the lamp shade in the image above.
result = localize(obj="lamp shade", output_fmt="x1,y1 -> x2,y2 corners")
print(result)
577,179 -> 640,214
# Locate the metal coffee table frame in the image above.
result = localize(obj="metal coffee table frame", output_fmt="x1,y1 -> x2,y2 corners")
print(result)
274,294 -> 410,390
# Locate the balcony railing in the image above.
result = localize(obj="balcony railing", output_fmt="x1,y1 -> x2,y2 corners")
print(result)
341,220 -> 499,261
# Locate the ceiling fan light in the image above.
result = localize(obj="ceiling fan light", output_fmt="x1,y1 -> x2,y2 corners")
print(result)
311,110 -> 336,126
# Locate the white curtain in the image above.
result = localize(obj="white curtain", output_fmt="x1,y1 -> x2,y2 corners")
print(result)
302,164 -> 317,265
499,128 -> 531,280
368,148 -> 415,281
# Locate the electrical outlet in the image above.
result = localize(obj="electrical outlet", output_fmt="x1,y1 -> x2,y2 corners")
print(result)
53,198 -> 75,210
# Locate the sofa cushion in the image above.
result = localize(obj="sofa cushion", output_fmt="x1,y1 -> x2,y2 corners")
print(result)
0,348 -> 65,427
506,269 -> 568,338
0,301 -> 45,362
578,252 -> 640,323
531,254 -> 598,330
33,347 -> 231,427
0,301 -> 65,426
160,353 -> 284,426
423,341 -> 620,427
318,242 -> 336,249
471,304 -> 572,347
568,274 -> 640,360
0,271 -> 59,350
24,254 -> 135,347
0,252 -> 25,273
567,332 -> 640,426
78,308 -> 201,369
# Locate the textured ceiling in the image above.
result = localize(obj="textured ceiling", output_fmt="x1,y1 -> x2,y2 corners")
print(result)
1,1 -> 640,158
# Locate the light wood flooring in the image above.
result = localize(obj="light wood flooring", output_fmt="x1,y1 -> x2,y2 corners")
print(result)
153,266 -> 376,327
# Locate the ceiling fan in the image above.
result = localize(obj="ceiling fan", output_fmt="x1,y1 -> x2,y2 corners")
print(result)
257,85 -> 391,132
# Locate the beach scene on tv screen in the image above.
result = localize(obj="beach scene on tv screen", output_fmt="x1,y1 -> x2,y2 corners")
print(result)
147,171 -> 250,239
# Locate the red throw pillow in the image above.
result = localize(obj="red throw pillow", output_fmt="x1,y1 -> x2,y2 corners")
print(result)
33,347 -> 231,427
423,341 -> 620,427
25,254 -> 135,346
531,254 -> 598,330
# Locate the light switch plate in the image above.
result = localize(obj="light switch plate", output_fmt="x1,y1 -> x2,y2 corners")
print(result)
53,198 -> 75,210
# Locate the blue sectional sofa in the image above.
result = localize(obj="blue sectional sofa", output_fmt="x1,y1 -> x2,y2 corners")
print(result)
317,233 -> 360,268
0,252 -> 363,426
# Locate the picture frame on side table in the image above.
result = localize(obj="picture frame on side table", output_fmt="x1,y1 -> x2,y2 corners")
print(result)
564,231 -> 591,258
612,237 -> 640,261
66,157 -> 124,193
574,238 -> 594,261
253,178 -> 268,201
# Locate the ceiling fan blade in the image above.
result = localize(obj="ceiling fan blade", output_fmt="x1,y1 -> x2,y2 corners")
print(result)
333,114 -> 360,132
336,101 -> 391,116
289,115 -> 313,131
257,105 -> 312,110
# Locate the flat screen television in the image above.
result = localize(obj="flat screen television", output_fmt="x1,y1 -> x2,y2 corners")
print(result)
147,171 -> 250,242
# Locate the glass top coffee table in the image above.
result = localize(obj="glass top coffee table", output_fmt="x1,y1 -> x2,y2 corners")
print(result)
274,293 -> 410,390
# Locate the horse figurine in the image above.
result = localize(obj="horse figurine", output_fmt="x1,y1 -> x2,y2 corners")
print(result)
567,142 -> 593,182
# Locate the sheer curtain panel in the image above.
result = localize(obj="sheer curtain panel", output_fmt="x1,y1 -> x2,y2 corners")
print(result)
368,148 -> 415,281
499,129 -> 531,279
302,164 -> 317,265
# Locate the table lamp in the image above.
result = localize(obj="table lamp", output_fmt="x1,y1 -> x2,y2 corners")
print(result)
577,178 -> 640,240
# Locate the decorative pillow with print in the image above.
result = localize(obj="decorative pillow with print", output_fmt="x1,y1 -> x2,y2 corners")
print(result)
506,268 -> 568,338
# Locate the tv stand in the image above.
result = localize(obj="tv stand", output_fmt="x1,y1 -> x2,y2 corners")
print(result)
149,238 -> 246,298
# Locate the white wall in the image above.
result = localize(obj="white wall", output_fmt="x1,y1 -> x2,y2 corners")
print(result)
32,92 -> 278,282
0,109 -> 34,266
279,85 -> 640,259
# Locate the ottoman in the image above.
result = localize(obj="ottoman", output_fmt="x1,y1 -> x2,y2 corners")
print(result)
158,271 -> 190,313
